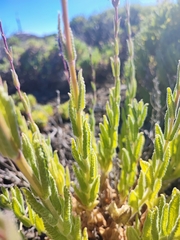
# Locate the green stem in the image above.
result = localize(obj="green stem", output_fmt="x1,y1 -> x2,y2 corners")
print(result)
15,150 -> 42,197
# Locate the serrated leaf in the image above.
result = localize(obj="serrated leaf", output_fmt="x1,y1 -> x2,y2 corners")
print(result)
169,109 -> 180,140
167,192 -> 180,235
89,149 -> 98,182
155,124 -> 164,143
23,188 -> 58,226
72,216 -> 82,240
34,213 -> 45,234
157,146 -> 170,179
164,111 -> 169,140
82,120 -> 91,159
138,103 -> 148,129
44,221 -> 66,240
99,123 -> 110,149
122,148 -> 131,172
161,203 -> 169,236
27,203 -> 35,224
158,194 -> 166,230
74,185 -> 87,207
150,178 -> 162,203
34,142 -> 50,199
134,133 -> 145,160
89,176 -> 100,203
22,133 -> 38,178
65,166 -> 71,188
77,69 -> 85,111
155,134 -> 164,161
14,186 -> 25,213
49,174 -> 62,215
167,87 -> 175,118
73,165 -> 88,192
63,187 -> 72,236
106,101 -> 114,127
151,207 -> 159,240
71,138 -> 87,172
69,98 -> 79,137
142,210 -> 152,240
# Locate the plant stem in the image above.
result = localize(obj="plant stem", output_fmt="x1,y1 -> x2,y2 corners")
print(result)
61,0 -> 79,108
15,151 -> 42,197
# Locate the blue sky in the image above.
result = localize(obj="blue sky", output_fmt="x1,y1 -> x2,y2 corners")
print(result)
0,0 -> 163,36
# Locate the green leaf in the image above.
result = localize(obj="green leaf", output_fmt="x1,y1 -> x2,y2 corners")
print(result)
166,87 -> 175,118
70,27 -> 77,61
0,194 -> 10,208
44,221 -> 66,240
89,149 -> 98,182
77,69 -> 85,111
1,187 -> 10,201
63,187 -> 72,236
164,111 -> 169,140
69,98 -> 79,137
89,176 -> 100,203
22,133 -> 38,178
140,159 -> 150,173
73,165 -> 88,192
154,134 -> 164,161
157,146 -> 170,179
23,188 -> 58,227
128,190 -> 138,210
138,103 -> 148,129
14,186 -> 25,213
151,207 -> 159,240
0,87 -> 21,150
142,210 -> 152,240
34,213 -> 45,234
0,111 -> 19,159
72,216 -> 82,240
49,174 -> 62,215
126,227 -> 140,240
161,203 -> 169,236
169,109 -> 180,140
12,197 -> 32,227
155,124 -> 164,143
158,194 -> 166,230
134,133 -> 145,160
167,192 -> 180,235
74,185 -> 87,207
34,142 -> 50,199
138,172 -> 145,199
150,178 -> 162,203
177,61 -> 180,91
110,57 -> 115,77
71,138 -> 87,172
83,120 -> 91,159
122,148 -> 131,172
